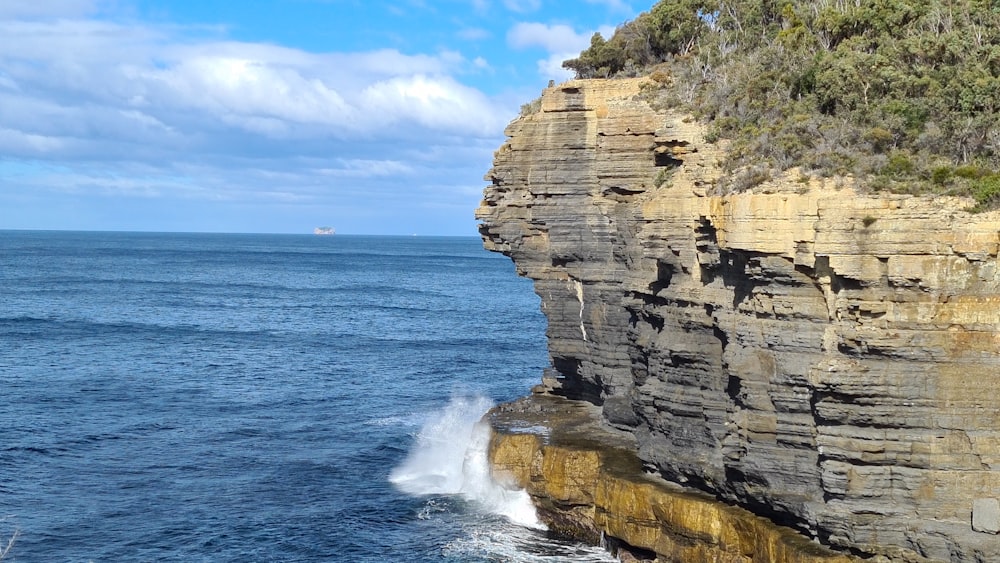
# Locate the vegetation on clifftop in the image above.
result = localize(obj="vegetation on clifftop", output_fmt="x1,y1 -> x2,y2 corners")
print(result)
563,0 -> 1000,209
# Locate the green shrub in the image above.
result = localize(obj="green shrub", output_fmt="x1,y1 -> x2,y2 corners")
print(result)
955,165 -> 987,180
882,152 -> 915,178
865,127 -> 895,153
654,167 -> 675,188
970,175 -> 1000,212
561,0 -> 1000,202
519,97 -> 542,116
931,166 -> 953,186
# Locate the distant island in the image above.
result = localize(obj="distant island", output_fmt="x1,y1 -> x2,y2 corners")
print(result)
313,227 -> 335,235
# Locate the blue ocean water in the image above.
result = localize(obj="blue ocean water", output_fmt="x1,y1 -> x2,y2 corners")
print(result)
0,231 -> 617,562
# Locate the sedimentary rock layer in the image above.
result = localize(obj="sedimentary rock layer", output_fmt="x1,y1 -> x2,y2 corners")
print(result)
477,78 -> 1000,562
489,394 -> 857,563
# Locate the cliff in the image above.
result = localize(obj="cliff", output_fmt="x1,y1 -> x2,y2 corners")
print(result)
477,78 -> 1000,562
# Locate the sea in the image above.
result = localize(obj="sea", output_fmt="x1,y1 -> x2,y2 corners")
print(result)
0,231 -> 619,562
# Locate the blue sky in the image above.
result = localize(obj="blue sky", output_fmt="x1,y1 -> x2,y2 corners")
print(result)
0,0 -> 639,235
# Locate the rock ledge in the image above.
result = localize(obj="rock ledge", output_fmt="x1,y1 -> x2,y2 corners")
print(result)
489,393 -> 860,563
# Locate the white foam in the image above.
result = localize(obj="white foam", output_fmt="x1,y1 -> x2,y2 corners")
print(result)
443,526 -> 620,563
364,413 -> 422,428
389,395 -> 545,530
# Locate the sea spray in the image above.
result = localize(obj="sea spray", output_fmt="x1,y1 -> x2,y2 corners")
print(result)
460,418 -> 543,528
389,395 -> 544,529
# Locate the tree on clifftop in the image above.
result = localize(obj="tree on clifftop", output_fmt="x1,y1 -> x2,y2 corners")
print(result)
563,0 -> 1000,210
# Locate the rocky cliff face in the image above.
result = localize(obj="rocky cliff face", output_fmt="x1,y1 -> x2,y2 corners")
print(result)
477,78 -> 1000,562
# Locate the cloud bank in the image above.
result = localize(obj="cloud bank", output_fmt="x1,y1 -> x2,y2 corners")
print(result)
0,1 -> 630,234
0,9 -> 517,233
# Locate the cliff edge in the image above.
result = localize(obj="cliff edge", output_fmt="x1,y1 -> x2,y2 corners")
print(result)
477,78 -> 1000,562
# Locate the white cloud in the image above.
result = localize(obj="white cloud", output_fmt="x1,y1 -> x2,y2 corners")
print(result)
503,0 -> 541,13
0,127 -> 67,153
0,9 -> 518,234
507,22 -> 617,81
316,159 -> 414,178
470,0 -> 491,13
142,55 -> 357,128
507,22 -> 591,53
537,53 -> 579,82
0,18 -> 510,150
584,0 -> 633,12
457,27 -> 491,41
0,0 -> 100,19
360,74 -> 502,135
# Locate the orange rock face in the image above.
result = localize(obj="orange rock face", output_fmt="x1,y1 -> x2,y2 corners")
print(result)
488,395 -> 858,563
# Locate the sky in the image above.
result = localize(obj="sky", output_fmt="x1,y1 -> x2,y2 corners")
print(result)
0,0 -> 641,235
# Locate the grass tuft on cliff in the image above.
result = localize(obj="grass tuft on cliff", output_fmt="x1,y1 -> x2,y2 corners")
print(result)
563,0 -> 1000,210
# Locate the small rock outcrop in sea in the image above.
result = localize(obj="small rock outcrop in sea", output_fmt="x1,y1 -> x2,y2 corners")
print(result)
477,78 -> 1000,562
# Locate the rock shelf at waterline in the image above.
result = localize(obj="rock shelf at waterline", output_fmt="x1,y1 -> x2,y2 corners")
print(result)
487,393 -> 857,563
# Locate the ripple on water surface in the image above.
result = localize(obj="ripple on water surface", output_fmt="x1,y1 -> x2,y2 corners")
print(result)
0,232 -> 610,561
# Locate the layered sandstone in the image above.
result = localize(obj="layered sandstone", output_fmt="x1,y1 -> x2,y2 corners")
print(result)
477,78 -> 1000,562
489,394 -> 859,562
